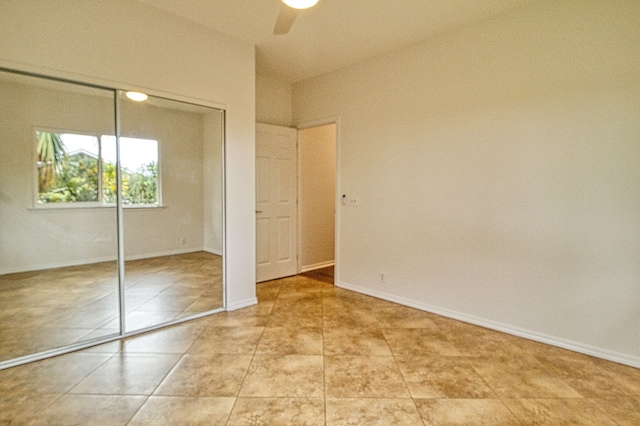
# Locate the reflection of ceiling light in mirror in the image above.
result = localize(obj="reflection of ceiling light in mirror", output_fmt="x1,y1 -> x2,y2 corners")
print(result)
283,0 -> 319,9
126,91 -> 148,102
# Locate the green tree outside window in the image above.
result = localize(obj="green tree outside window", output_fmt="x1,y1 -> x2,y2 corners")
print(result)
36,131 -> 158,206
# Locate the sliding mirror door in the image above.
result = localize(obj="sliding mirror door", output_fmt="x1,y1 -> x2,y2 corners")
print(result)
118,92 -> 224,332
0,69 -> 225,368
0,70 -> 120,362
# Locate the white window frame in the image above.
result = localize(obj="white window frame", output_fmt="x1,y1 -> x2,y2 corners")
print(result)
33,128 -> 161,209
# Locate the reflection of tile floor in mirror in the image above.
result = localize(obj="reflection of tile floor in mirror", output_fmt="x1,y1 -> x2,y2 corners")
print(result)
2,274 -> 639,425
0,252 -> 223,362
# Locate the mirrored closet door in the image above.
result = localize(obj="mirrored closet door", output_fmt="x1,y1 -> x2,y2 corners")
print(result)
0,69 -> 224,368
118,92 -> 225,332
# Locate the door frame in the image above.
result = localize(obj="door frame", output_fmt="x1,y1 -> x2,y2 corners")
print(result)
296,117 -> 340,285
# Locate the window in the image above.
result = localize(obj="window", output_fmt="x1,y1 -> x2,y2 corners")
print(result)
36,131 -> 159,206
101,136 -> 159,205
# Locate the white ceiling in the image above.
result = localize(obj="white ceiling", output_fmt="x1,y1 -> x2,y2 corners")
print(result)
135,0 -> 534,83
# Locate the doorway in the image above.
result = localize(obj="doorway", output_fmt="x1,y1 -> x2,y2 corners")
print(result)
255,122 -> 337,284
297,123 -> 337,283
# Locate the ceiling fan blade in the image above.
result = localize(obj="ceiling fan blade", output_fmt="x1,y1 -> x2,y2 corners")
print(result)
273,4 -> 298,35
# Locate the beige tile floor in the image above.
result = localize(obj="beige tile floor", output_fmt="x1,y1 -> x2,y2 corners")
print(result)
0,252 -> 223,363
1,274 -> 639,425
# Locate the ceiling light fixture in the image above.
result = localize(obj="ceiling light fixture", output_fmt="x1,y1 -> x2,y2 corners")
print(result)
282,0 -> 319,10
125,91 -> 148,102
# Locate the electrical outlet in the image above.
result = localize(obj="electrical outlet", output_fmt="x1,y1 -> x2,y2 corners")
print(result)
349,197 -> 359,206
380,272 -> 385,283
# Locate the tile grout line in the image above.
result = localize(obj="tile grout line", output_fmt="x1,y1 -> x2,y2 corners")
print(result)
368,294 -> 429,425
124,317 -> 211,425
223,281 -> 281,425
322,282 -> 328,426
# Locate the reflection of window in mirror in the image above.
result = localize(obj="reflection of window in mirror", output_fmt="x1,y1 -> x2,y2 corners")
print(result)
101,135 -> 160,206
35,130 -> 159,207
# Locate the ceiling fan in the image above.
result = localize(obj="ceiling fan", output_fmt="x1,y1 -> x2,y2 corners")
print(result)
273,0 -> 319,35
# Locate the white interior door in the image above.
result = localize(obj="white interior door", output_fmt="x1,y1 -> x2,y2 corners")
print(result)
256,123 -> 298,282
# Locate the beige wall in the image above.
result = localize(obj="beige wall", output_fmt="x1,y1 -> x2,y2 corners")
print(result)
256,74 -> 293,127
0,0 -> 257,309
299,124 -> 336,270
293,0 -> 640,366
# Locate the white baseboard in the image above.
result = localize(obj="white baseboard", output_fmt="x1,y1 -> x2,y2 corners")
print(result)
226,297 -> 258,311
0,255 -> 117,275
337,280 -> 640,369
301,261 -> 335,273
1,247 -> 210,275
125,247 -> 206,261
204,247 -> 223,256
